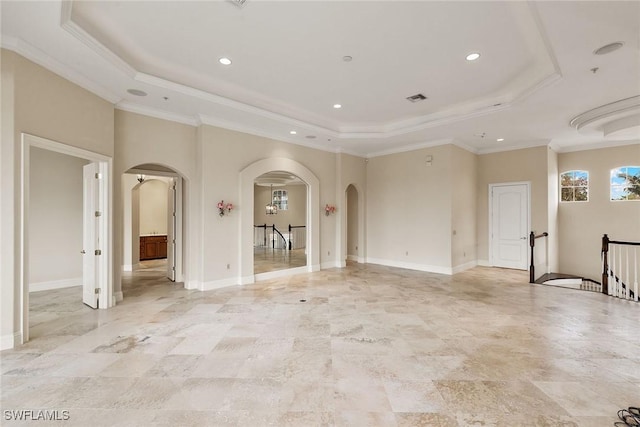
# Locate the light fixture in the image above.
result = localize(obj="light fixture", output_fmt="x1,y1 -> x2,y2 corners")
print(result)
466,52 -> 480,61
594,42 -> 624,55
497,138 -> 505,142
333,104 -> 342,109
219,57 -> 232,65
136,174 -> 146,183
127,89 -> 147,97
290,130 -> 297,135
265,184 -> 277,215
217,200 -> 234,217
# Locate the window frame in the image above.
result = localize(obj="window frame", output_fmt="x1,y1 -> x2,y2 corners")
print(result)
559,170 -> 589,203
610,165 -> 640,202
272,188 -> 288,210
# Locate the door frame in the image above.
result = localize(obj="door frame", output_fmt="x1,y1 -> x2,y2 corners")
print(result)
20,133 -> 113,344
488,181 -> 531,269
127,168 -> 184,283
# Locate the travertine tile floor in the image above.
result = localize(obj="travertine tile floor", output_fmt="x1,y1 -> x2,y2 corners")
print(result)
254,248 -> 307,274
2,264 -> 639,426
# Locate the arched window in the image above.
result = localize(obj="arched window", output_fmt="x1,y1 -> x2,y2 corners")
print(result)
272,189 -> 288,210
611,166 -> 640,201
560,170 -> 589,202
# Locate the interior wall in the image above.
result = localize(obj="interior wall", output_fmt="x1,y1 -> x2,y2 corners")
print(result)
201,124 -> 336,285
451,145 -> 478,271
139,179 -> 169,235
114,110 -> 197,291
366,144 -> 453,273
558,143 -> 640,280
477,145 -> 549,265
1,50 -> 115,349
346,185 -> 359,259
29,147 -> 89,288
547,147 -> 559,275
253,183 -> 306,231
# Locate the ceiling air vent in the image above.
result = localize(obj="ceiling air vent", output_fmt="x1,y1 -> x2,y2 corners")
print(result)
406,93 -> 427,103
228,0 -> 247,8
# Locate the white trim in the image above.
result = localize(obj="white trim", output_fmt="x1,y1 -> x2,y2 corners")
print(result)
347,255 -> 359,262
29,277 -> 82,293
477,259 -> 491,267
452,260 -> 478,274
116,102 -> 198,127
122,264 -> 133,272
184,280 -> 201,290
200,277 -> 239,291
477,140 -> 550,155
239,276 -> 255,286
20,133 -> 114,345
553,139 -> 640,154
365,257 -> 452,275
366,138 -> 454,158
320,260 -> 343,269
114,291 -> 123,302
254,266 -> 310,282
0,332 -> 21,351
488,181 -> 531,270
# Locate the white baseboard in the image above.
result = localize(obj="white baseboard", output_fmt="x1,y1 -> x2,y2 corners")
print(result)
255,266 -> 309,282
184,280 -> 200,290
122,264 -> 133,272
200,277 -> 239,291
240,275 -> 255,285
114,291 -> 123,302
477,259 -> 490,267
320,260 -> 343,269
452,260 -> 478,274
29,277 -> 82,293
346,255 -> 365,263
1,332 -> 21,350
365,257 -> 453,275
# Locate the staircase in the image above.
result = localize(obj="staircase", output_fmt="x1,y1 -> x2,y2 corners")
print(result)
535,273 -> 602,293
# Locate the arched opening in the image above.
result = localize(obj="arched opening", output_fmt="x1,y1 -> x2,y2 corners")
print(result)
342,182 -> 366,265
121,164 -> 185,297
240,158 -> 320,283
346,184 -> 359,263
253,171 -> 308,274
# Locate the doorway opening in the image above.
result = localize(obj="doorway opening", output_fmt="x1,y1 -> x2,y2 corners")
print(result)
122,164 -> 184,298
20,134 -> 112,345
345,184 -> 360,264
253,171 -> 307,274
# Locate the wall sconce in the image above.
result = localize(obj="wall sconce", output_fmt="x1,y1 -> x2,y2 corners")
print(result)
217,200 -> 234,217
137,174 -> 146,183
324,204 -> 336,216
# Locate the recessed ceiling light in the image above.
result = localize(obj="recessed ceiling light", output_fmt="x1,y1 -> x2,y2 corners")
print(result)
594,42 -> 624,55
289,130 -> 297,135
466,52 -> 480,61
497,138 -> 505,142
333,104 -> 342,109
127,89 -> 147,97
306,135 -> 316,139
343,56 -> 353,62
219,57 -> 232,65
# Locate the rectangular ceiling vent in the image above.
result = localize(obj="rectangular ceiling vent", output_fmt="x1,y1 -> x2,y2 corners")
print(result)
406,93 -> 427,103
228,0 -> 247,8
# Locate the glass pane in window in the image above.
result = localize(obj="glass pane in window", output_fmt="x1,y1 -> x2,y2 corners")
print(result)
560,172 -> 573,186
574,171 -> 588,186
561,187 -> 573,202
575,187 -> 588,201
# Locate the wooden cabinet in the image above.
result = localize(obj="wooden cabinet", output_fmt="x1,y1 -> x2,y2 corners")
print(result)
140,235 -> 168,260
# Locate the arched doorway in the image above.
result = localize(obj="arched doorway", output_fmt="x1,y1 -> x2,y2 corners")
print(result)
343,183 -> 366,265
121,164 -> 185,297
239,158 -> 320,283
253,172 -> 308,274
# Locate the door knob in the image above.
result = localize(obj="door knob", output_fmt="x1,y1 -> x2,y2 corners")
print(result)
520,237 -> 527,240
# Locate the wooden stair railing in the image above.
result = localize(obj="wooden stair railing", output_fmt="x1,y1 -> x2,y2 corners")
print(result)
529,231 -> 549,283
601,234 -> 639,301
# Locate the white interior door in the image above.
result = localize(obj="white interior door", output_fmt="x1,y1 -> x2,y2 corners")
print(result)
490,183 -> 529,270
82,163 -> 99,308
167,178 -> 176,281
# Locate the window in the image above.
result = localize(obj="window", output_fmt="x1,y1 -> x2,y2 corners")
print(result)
611,166 -> 640,201
560,170 -> 589,202
272,189 -> 288,210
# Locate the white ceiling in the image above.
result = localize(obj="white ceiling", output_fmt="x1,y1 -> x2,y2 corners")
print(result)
2,1 -> 639,156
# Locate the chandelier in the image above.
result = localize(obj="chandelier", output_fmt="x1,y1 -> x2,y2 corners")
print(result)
265,184 -> 277,215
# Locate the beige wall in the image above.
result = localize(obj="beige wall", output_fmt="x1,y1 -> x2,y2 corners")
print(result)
451,145 -> 477,270
139,179 -> 169,236
558,144 -> 640,280
366,145 -> 453,272
1,50 -> 114,347
29,147 -> 89,286
477,146 -> 550,267
253,184 -> 307,231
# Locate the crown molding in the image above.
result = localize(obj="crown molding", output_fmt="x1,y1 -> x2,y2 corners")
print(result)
569,95 -> 640,132
1,36 -> 121,104
476,139 -> 550,155
553,138 -> 640,154
366,138 -> 455,158
116,101 -> 199,127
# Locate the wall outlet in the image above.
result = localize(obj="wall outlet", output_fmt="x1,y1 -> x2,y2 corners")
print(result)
405,251 -> 409,256
226,263 -> 230,270
328,251 -> 330,256
355,246 -> 358,251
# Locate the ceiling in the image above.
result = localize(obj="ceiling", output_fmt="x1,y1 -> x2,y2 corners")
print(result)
2,1 -> 639,157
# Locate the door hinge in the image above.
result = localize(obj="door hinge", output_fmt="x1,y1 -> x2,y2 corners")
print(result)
94,249 -> 102,256
95,173 -> 102,179
94,288 -> 100,294
95,211 -> 102,217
